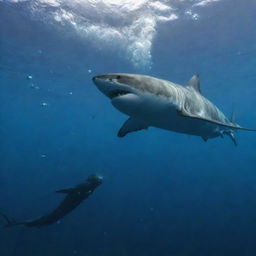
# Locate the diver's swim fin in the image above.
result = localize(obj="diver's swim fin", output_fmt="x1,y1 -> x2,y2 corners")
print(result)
0,213 -> 22,228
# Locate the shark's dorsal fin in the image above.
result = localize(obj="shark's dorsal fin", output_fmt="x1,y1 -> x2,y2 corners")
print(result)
56,188 -> 74,194
230,110 -> 236,124
118,117 -> 148,137
188,74 -> 201,94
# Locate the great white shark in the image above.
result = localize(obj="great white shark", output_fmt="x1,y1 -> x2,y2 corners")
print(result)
92,73 -> 256,145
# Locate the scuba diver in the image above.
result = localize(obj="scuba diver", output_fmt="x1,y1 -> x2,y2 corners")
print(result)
1,174 -> 103,227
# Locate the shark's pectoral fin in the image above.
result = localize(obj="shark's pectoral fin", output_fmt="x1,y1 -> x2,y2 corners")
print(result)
56,188 -> 74,194
178,109 -> 256,132
118,117 -> 149,137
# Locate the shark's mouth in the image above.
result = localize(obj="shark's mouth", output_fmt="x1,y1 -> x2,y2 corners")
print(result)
108,89 -> 131,99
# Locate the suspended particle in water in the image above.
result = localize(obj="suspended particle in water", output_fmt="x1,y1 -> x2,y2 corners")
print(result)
88,69 -> 92,73
69,91 -> 73,95
191,13 -> 199,20
185,10 -> 199,21
41,102 -> 48,107
41,154 -> 46,158
30,84 -> 40,90
27,75 -> 33,80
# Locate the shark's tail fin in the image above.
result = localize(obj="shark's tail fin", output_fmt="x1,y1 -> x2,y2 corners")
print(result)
0,213 -> 23,228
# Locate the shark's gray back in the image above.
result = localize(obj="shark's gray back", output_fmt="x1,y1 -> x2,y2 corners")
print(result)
181,87 -> 230,125
118,74 -> 231,126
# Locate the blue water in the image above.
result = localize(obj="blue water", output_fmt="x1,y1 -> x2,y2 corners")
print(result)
1,0 -> 256,255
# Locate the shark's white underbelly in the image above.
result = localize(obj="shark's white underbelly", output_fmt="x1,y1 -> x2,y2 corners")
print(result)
111,93 -> 218,137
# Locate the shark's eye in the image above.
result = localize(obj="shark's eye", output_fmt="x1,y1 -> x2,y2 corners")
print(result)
116,75 -> 121,79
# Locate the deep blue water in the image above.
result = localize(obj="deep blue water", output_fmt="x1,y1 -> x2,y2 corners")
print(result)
1,0 -> 256,255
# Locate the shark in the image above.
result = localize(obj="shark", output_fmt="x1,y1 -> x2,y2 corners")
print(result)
92,73 -> 256,145
1,174 -> 102,227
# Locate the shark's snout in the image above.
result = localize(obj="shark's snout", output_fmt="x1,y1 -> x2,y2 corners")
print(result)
92,74 -> 120,83
92,74 -> 134,100
92,75 -> 103,85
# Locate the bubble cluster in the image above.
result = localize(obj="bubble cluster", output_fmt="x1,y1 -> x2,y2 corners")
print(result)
5,0 -> 221,68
